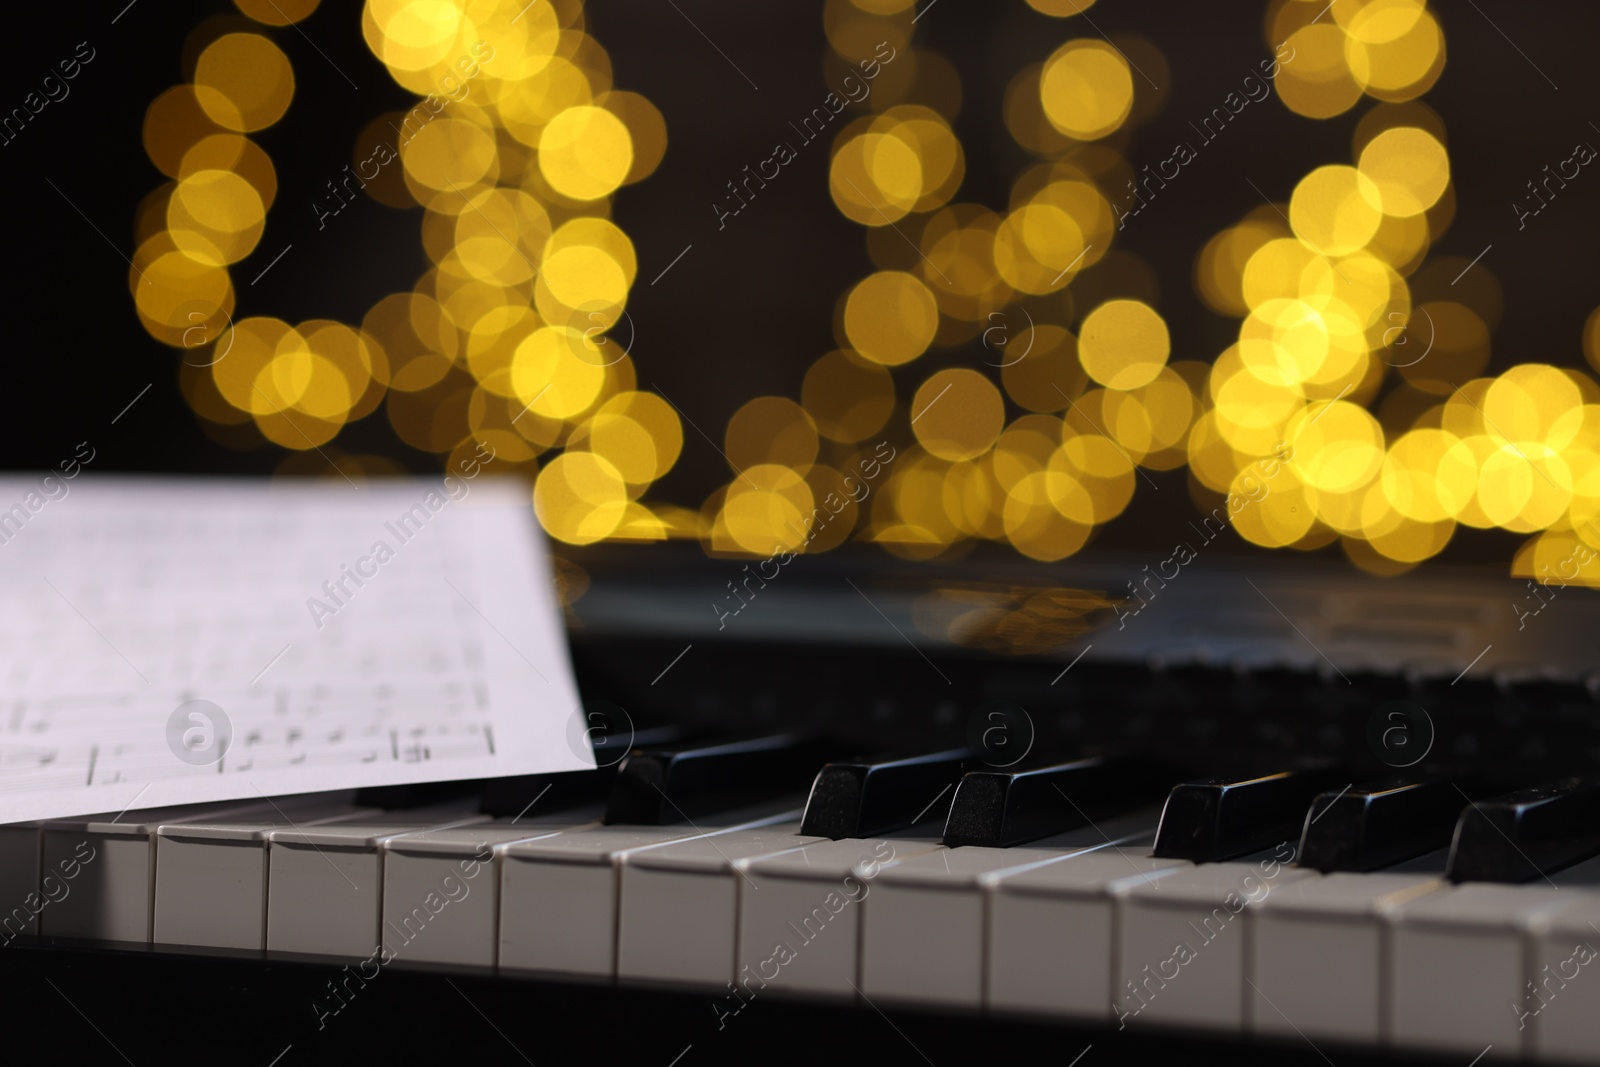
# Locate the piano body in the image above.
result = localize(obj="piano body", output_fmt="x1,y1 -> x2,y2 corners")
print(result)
8,549 -> 1600,1066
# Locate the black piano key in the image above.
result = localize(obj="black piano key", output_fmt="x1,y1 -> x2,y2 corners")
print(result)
1151,663 -> 1231,704
1413,672 -> 1497,711
1447,776 -> 1600,883
1298,776 -> 1490,872
354,778 -> 481,810
478,725 -> 687,817
605,733 -> 830,825
942,756 -> 1172,848
478,773 -> 605,818
800,748 -> 973,840
1235,666 -> 1323,712
1500,676 -> 1593,715
1344,669 -> 1412,703
1153,766 -> 1346,862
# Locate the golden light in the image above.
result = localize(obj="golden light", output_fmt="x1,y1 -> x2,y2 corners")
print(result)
1078,300 -> 1170,390
137,0 -> 1585,574
1289,165 -> 1383,257
844,271 -> 940,366
1289,401 -> 1385,494
911,368 -> 1005,462
235,0 -> 320,25
194,34 -> 295,132
1276,25 -> 1364,119
535,452 -> 629,545
1358,126 -> 1449,217
1039,40 -> 1134,140
539,105 -> 634,201
167,170 -> 267,266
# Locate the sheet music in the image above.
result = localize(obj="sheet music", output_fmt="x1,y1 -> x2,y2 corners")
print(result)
0,475 -> 593,822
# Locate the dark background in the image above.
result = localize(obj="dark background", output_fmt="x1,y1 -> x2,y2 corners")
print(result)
2,0 -> 1594,568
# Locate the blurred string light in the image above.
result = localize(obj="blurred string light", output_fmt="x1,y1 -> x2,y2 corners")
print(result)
133,0 -> 1600,585
748,0 -> 1600,586
1196,0 -> 1600,583
134,0 -> 680,545
748,0 -> 1177,564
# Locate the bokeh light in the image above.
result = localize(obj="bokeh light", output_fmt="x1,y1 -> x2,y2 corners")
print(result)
137,0 -> 1599,581
138,0 -> 687,547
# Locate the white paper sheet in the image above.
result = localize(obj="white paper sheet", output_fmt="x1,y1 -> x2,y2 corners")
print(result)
0,474 -> 593,822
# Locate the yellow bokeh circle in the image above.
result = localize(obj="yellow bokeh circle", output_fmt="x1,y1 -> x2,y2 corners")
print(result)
1039,40 -> 1133,141
535,452 -> 629,545
539,106 -> 634,201
844,271 -> 940,366
1078,300 -> 1170,390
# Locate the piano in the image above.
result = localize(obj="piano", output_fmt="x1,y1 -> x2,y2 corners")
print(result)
8,550 -> 1600,1066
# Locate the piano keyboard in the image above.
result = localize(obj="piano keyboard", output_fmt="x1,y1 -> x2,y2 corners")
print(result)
9,732 -> 1600,1064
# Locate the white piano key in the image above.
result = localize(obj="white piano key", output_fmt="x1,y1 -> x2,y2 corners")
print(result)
1387,883 -> 1573,1058
988,849 -> 1187,1018
0,823 -> 45,942
859,844 -> 1050,1008
616,821 -> 820,988
1246,873 -> 1443,1044
1115,856 -> 1315,1031
153,801 -> 374,950
265,806 -> 490,958
862,811 -> 1171,1010
736,834 -> 942,1000
1505,892 -> 1600,1063
499,820 -> 766,978
39,801 -> 273,944
383,822 -> 589,968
